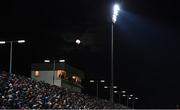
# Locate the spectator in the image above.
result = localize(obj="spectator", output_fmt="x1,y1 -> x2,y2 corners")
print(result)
0,73 -> 123,109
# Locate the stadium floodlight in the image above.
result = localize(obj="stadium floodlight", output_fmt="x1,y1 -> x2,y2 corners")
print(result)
75,39 -> 81,45
17,40 -> 25,43
110,3 -> 121,103
113,86 -> 117,89
130,94 -> 133,97
0,41 -> 6,44
104,86 -> 108,89
122,91 -> 126,93
114,91 -> 118,93
123,94 -> 126,97
44,60 -> 50,63
59,59 -> 65,63
100,80 -> 105,83
0,40 -> 26,74
112,4 -> 120,23
90,80 -> 95,83
132,97 -> 139,109
89,80 -> 105,97
135,97 -> 138,100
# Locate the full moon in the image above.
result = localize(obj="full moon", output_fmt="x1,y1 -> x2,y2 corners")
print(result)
75,39 -> 81,44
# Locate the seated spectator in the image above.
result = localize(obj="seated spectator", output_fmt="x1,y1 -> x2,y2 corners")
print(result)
0,73 -> 123,109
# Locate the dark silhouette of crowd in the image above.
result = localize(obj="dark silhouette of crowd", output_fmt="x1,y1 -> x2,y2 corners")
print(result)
0,72 -> 125,109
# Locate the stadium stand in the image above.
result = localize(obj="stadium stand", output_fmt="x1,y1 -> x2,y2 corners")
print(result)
0,73 -> 126,109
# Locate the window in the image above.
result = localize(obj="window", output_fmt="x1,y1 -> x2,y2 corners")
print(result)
57,70 -> 66,78
34,71 -> 40,77
72,75 -> 81,83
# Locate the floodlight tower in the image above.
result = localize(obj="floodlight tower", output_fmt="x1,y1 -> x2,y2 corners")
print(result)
0,40 -> 25,74
110,3 -> 120,103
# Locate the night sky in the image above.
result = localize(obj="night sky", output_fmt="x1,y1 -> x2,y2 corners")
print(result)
0,0 -> 180,108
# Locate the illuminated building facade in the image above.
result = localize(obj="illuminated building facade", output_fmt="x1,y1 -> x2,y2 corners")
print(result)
31,63 -> 84,92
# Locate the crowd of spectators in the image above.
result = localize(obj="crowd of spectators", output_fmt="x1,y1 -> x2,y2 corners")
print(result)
0,72 -> 126,109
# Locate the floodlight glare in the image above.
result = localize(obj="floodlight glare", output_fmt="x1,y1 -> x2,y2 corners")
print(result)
122,91 -> 126,93
0,41 -> 6,44
44,60 -> 50,63
104,86 -> 108,89
17,40 -> 25,43
112,15 -> 117,23
90,80 -> 95,83
114,91 -> 118,93
100,80 -> 105,83
114,4 -> 120,12
135,97 -> 138,100
112,4 -> 120,23
113,86 -> 117,89
59,60 -> 65,63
